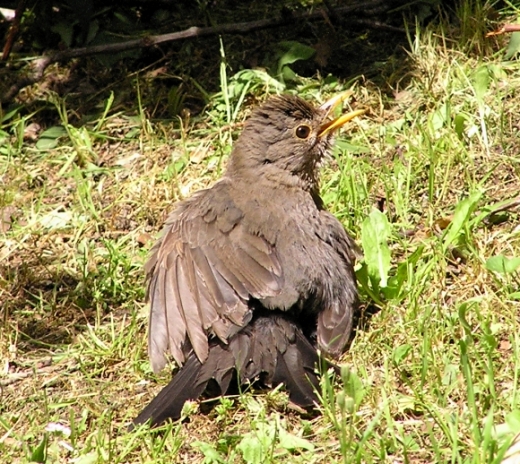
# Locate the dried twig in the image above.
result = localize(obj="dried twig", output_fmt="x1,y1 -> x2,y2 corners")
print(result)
486,24 -> 520,37
0,358 -> 79,386
1,0 -> 27,60
487,196 -> 520,215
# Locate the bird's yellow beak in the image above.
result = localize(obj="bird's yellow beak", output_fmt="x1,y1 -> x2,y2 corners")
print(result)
318,92 -> 365,137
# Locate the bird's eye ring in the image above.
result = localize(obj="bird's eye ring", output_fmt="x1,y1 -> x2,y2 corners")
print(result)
295,124 -> 311,139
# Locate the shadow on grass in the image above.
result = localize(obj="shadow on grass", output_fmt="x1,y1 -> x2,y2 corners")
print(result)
0,1 -> 423,126
1,248 -> 142,350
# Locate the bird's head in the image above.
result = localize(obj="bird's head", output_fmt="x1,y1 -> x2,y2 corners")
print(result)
226,94 -> 364,191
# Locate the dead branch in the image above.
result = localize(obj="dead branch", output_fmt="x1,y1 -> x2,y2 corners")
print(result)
1,0 -> 396,103
487,24 -> 520,37
0,358 -> 79,387
2,0 -> 27,60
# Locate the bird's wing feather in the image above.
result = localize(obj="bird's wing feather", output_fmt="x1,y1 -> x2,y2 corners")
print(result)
147,182 -> 284,372
316,210 -> 360,358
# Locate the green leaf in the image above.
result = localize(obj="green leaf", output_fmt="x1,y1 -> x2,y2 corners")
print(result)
51,21 -> 75,48
86,19 -> 99,45
485,255 -> 520,275
278,429 -> 314,451
472,65 -> 491,101
0,105 -> 22,123
237,434 -> 266,464
192,442 -> 226,464
457,302 -> 474,337
502,257 -> 520,274
335,138 -> 371,154
385,245 -> 424,300
72,453 -> 97,464
361,209 -> 392,288
505,31 -> 520,60
442,191 -> 482,251
276,41 -> 315,80
506,410 -> 520,433
454,113 -> 468,140
30,433 -> 48,463
393,344 -> 412,365
36,125 -> 68,150
40,126 -> 68,139
232,69 -> 285,92
340,366 -> 365,409
277,41 -> 315,68
429,103 -> 448,131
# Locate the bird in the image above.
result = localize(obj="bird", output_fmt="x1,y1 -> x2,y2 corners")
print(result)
132,93 -> 364,428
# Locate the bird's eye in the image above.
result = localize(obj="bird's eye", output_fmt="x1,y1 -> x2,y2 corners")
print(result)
295,124 -> 311,139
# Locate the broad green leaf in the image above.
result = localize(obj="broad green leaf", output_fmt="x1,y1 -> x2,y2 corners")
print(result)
36,125 -> 68,150
442,364 -> 459,386
341,366 -> 365,408
393,344 -> 412,365
361,209 -> 391,288
72,453 -> 97,464
442,191 -> 482,251
192,442 -> 226,464
30,433 -> 48,463
506,410 -> 520,433
232,69 -> 285,92
502,256 -> 520,274
472,65 -> 491,101
485,255 -> 508,274
86,19 -> 99,44
277,41 -> 315,68
51,21 -> 75,48
40,126 -> 67,139
276,41 -> 315,80
35,138 -> 58,150
385,245 -> 424,300
485,255 -> 520,274
429,103 -> 448,131
237,433 -> 267,464
278,429 -> 314,451
454,113 -> 468,139
505,31 -> 520,60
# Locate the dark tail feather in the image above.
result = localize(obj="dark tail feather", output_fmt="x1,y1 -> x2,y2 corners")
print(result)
131,354 -> 208,428
132,314 -> 321,428
271,332 -> 320,407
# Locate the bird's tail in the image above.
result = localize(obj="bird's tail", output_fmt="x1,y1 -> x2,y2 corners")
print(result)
132,314 -> 320,428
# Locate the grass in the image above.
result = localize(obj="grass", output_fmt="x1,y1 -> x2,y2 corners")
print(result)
2,3 -> 520,463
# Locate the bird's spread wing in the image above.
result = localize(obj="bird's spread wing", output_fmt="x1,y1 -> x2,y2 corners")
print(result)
146,182 -> 284,372
315,210 -> 360,358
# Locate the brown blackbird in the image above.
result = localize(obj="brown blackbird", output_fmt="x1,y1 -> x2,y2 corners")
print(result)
132,94 -> 364,427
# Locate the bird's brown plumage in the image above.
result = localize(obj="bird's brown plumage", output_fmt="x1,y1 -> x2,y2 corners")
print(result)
133,94 -> 360,428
